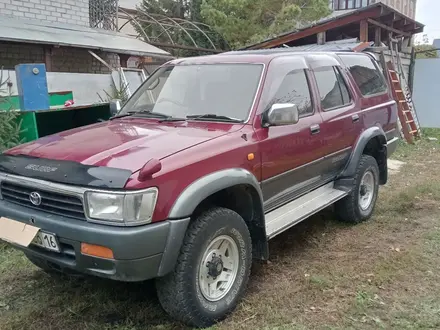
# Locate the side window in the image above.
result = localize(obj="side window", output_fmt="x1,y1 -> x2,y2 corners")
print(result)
340,55 -> 388,96
314,66 -> 351,111
269,70 -> 313,117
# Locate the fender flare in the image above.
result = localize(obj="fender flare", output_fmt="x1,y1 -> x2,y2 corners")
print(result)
168,168 -> 264,219
339,126 -> 387,179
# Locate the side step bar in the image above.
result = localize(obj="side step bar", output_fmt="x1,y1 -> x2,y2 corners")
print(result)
265,182 -> 348,239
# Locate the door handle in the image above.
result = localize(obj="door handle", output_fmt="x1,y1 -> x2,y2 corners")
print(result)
352,114 -> 360,123
310,124 -> 320,135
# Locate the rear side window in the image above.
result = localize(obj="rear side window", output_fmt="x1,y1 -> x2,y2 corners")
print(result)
269,70 -> 313,117
340,55 -> 388,96
314,67 -> 351,111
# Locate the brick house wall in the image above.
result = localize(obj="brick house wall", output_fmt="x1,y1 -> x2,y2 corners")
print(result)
0,0 -> 90,26
0,0 -> 124,73
0,42 -> 120,74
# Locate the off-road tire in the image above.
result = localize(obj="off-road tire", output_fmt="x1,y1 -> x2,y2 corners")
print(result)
335,154 -> 380,224
156,207 -> 252,328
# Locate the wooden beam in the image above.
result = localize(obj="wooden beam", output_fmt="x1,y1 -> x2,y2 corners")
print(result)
317,31 -> 326,45
360,20 -> 369,42
247,6 -> 382,49
375,27 -> 382,46
44,47 -> 53,72
367,18 -> 411,37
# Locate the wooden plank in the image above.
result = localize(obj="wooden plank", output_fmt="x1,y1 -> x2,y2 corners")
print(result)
352,42 -> 372,52
367,18 -> 411,37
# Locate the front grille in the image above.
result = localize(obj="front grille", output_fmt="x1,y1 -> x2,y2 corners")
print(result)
0,181 -> 86,220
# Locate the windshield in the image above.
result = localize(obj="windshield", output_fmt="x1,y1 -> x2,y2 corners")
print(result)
119,63 -> 263,122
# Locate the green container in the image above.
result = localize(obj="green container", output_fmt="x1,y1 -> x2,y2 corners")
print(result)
1,91 -> 111,143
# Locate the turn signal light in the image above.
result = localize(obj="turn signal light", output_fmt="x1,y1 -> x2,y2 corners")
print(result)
81,243 -> 114,259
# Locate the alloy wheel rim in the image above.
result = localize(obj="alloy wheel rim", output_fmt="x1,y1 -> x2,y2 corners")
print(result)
359,170 -> 375,210
198,235 -> 239,302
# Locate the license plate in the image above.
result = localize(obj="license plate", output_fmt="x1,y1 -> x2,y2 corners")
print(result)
32,231 -> 60,253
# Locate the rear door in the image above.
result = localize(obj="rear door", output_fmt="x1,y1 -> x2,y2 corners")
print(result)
338,53 -> 396,138
307,55 -> 360,179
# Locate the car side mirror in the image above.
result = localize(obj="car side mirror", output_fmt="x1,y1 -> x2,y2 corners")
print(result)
264,103 -> 299,127
109,99 -> 122,117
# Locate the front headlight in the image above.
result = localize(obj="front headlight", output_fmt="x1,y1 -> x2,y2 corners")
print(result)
85,188 -> 158,225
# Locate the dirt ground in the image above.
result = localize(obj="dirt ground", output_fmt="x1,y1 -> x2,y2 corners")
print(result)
1,131 -> 440,330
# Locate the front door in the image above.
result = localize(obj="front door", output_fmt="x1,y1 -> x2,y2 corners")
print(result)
256,64 -> 326,212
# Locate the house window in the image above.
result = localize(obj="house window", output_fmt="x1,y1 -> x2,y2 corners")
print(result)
332,0 -> 372,10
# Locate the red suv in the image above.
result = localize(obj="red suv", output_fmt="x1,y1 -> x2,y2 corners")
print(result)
0,50 -> 398,327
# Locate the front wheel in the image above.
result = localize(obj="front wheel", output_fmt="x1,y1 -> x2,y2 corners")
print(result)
156,207 -> 252,328
335,154 -> 380,224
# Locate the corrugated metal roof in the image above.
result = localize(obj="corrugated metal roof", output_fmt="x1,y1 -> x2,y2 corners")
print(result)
0,16 -> 173,59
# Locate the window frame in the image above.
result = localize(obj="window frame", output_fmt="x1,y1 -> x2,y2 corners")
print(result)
338,53 -> 389,99
313,65 -> 354,112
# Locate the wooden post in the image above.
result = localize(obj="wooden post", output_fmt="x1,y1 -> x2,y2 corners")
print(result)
360,19 -> 369,42
317,31 -> 326,45
44,47 -> 53,72
375,27 -> 382,46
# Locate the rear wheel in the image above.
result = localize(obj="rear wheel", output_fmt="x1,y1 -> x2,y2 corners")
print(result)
335,154 -> 380,224
156,207 -> 252,328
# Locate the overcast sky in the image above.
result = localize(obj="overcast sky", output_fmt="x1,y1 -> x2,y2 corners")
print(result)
416,0 -> 440,43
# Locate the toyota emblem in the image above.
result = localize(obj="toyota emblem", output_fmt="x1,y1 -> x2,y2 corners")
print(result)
29,192 -> 42,206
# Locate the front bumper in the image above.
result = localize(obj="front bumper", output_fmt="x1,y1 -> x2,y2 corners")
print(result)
0,200 -> 189,281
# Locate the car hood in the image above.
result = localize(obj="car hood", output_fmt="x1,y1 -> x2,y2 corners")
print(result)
6,119 -> 241,173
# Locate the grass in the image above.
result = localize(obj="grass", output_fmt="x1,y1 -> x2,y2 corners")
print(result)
2,131 -> 440,329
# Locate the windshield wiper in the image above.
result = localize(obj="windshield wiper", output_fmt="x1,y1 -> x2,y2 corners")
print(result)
135,111 -> 170,118
158,117 -> 187,123
109,111 -> 136,120
186,114 -> 243,123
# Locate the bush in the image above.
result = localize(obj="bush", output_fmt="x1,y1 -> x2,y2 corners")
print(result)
0,110 -> 22,152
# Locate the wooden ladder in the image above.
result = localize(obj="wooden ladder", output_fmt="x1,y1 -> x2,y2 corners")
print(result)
386,61 -> 420,144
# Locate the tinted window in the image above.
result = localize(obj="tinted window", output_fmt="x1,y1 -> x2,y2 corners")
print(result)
268,70 -> 313,117
340,55 -> 388,96
314,67 -> 351,110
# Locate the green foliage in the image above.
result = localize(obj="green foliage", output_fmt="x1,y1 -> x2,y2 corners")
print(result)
0,69 -> 23,152
415,44 -> 439,59
137,0 -> 228,57
0,111 -> 23,152
136,0 -> 330,54
201,0 -> 331,48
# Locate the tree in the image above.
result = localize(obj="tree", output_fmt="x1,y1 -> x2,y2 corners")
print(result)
136,0 -> 227,57
414,44 -> 439,59
0,69 -> 22,152
200,0 -> 331,48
